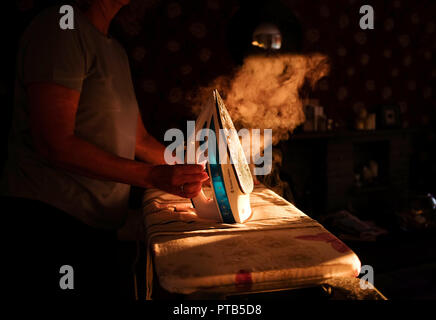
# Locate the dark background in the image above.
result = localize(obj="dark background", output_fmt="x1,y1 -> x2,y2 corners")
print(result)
4,0 -> 436,299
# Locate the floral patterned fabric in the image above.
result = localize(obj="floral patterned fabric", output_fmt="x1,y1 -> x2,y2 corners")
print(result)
142,185 -> 361,299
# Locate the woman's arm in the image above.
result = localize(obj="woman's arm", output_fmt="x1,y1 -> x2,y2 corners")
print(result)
27,82 -> 207,198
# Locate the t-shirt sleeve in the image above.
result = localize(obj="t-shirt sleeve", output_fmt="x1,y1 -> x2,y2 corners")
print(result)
20,7 -> 86,92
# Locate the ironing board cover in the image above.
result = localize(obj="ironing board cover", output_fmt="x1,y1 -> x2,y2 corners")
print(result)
142,185 -> 361,299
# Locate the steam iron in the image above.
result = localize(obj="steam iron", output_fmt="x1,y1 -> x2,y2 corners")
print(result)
190,90 -> 254,223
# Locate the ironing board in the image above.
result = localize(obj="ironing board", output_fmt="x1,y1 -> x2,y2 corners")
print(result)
142,185 -> 362,300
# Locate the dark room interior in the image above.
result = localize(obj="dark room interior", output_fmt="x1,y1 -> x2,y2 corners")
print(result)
3,0 -> 436,306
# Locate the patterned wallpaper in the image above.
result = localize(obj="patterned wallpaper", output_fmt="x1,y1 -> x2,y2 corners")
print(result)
291,0 -> 435,129
120,0 -> 241,139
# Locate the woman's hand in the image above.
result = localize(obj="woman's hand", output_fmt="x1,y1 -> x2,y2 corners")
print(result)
148,164 -> 209,198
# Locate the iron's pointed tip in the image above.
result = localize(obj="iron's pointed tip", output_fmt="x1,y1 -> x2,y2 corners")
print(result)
213,88 -> 221,99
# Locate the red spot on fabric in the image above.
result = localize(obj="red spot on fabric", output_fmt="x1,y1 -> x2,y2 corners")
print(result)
235,269 -> 252,287
295,232 -> 351,253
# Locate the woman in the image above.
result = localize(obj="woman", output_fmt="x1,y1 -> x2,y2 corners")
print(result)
2,0 -> 207,299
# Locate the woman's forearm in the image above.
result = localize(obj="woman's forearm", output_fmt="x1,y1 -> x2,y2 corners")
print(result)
47,135 -> 153,188
135,133 -> 167,165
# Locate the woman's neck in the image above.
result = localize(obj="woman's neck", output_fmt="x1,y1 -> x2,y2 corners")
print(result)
83,0 -> 123,36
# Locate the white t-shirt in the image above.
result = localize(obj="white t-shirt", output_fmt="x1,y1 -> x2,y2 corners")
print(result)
1,5 -> 139,229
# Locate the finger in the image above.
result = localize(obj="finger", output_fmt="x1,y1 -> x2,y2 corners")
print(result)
169,171 -> 206,186
174,188 -> 199,199
175,164 -> 205,175
184,189 -> 202,198
183,182 -> 203,195
176,181 -> 203,198
177,172 -> 209,185
173,211 -> 201,221
168,182 -> 201,198
202,177 -> 211,187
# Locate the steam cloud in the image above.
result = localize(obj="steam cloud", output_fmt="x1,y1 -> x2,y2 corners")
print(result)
190,54 -> 330,145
